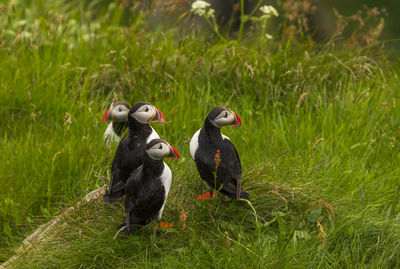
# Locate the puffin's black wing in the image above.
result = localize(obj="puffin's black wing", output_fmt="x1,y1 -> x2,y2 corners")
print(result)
124,167 -> 143,213
104,132 -> 148,204
194,154 -> 218,188
217,139 -> 249,200
194,138 -> 249,200
123,167 -> 148,233
125,169 -> 166,222
103,136 -> 130,203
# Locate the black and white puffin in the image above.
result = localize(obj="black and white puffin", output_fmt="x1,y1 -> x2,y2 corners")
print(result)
103,102 -> 166,204
119,138 -> 179,234
102,101 -> 130,145
189,106 -> 250,201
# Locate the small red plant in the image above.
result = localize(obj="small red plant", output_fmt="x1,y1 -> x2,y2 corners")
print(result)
156,222 -> 173,228
196,192 -> 215,200
214,149 -> 221,168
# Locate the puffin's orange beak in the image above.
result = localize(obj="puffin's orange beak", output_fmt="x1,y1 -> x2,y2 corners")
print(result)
230,112 -> 241,127
102,108 -> 111,122
167,145 -> 180,159
152,108 -> 166,122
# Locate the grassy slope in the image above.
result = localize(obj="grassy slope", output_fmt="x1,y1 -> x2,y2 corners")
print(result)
1,1 -> 400,267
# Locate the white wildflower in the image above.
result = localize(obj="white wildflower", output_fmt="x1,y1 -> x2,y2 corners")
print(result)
191,0 -> 211,16
192,1 -> 210,11
265,34 -> 273,40
207,8 -> 215,18
260,5 -> 279,18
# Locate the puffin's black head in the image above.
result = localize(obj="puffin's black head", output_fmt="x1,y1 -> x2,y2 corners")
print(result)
128,102 -> 166,124
145,138 -> 180,160
207,106 -> 241,128
102,101 -> 130,122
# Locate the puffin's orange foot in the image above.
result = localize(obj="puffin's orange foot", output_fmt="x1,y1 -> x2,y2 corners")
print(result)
156,222 -> 174,228
196,192 -> 216,200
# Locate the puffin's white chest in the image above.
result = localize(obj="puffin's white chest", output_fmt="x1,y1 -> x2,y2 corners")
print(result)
155,163 -> 172,221
189,128 -> 230,159
189,129 -> 201,159
146,127 -> 160,144
160,163 -> 172,197
103,122 -> 120,145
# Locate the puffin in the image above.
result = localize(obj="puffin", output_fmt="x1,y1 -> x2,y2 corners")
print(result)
119,138 -> 179,234
103,102 -> 166,204
189,106 -> 250,201
102,101 -> 130,145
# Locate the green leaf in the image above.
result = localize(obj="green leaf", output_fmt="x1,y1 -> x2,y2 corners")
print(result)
295,230 -> 311,240
271,211 -> 287,217
3,222 -> 12,236
348,225 -> 354,235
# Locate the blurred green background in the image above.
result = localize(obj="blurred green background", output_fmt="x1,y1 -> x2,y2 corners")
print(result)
334,0 -> 398,40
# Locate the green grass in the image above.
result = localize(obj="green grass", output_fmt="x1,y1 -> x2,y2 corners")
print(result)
1,0 -> 400,267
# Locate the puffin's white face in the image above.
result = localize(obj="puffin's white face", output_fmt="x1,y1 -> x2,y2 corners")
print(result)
210,109 -> 241,128
102,102 -> 130,123
110,104 -> 129,122
146,140 -> 179,160
130,104 -> 165,124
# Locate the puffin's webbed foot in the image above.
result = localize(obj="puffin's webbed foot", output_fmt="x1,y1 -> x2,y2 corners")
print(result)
119,224 -> 141,235
103,193 -> 119,204
117,222 -> 126,230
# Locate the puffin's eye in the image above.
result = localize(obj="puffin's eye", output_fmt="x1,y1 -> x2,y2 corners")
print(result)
159,144 -> 163,150
224,112 -> 228,118
145,107 -> 149,112
118,107 -> 122,112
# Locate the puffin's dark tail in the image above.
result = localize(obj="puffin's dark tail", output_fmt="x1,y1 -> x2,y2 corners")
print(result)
239,189 -> 251,201
103,191 -> 124,204
118,217 -> 151,235
103,181 -> 126,204
221,188 -> 251,201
